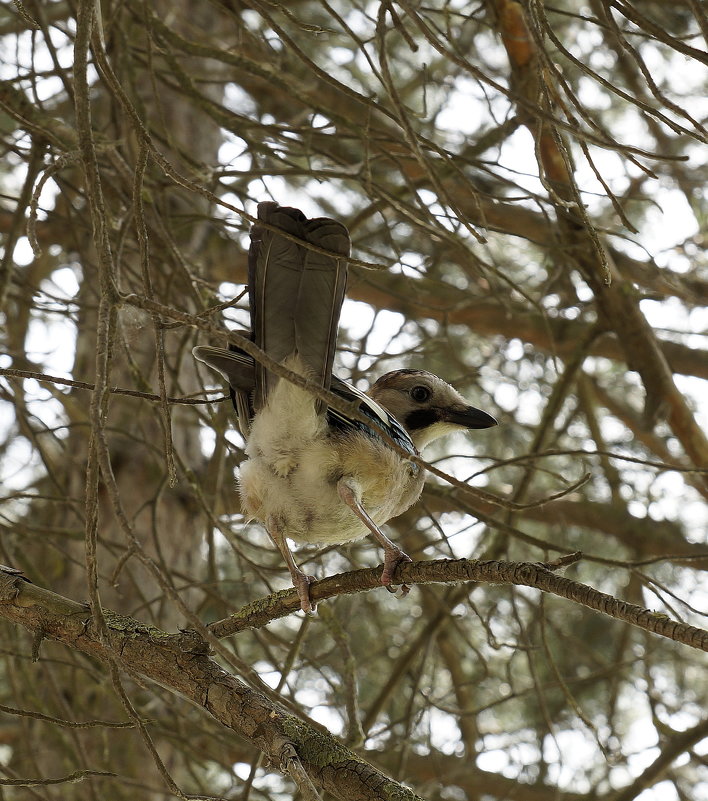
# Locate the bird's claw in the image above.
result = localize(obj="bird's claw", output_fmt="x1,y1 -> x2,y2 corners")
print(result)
381,549 -> 413,599
294,572 -> 317,614
384,581 -> 411,598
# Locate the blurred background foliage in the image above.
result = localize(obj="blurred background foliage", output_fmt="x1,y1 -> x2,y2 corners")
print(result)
0,0 -> 706,799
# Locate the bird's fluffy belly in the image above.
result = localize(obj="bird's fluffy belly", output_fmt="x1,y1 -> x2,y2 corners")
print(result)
238,375 -> 423,545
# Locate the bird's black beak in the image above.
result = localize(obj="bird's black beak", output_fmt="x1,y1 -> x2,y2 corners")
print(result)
443,405 -> 498,429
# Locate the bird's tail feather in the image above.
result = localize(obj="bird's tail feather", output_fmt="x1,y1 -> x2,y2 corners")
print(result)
249,202 -> 350,409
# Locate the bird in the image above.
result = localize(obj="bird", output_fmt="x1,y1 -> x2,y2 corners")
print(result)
194,201 -> 497,613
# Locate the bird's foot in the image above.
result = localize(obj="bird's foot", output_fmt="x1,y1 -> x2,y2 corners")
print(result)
384,582 -> 411,599
381,547 -> 413,598
292,570 -> 317,614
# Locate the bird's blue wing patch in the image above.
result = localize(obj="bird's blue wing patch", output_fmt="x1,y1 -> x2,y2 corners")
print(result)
327,376 -> 417,457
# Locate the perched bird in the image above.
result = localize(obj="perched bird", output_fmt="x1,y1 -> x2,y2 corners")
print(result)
194,202 -> 497,612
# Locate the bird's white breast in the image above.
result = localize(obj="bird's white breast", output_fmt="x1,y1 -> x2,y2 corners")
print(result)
238,362 -> 424,545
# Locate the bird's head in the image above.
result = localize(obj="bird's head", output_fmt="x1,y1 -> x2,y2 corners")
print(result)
368,369 -> 497,451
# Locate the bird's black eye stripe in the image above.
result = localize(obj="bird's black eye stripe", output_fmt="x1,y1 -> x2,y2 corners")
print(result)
411,385 -> 431,403
405,408 -> 439,431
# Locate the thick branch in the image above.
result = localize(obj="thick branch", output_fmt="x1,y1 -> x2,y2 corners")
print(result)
0,569 -> 424,801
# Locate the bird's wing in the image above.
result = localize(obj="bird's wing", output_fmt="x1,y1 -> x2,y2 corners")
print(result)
192,343 -> 253,436
191,346 -> 417,456
328,376 -> 418,456
192,343 -> 253,393
249,201 -> 350,409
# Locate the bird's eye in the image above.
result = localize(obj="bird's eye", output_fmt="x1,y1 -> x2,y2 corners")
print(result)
410,385 -> 431,403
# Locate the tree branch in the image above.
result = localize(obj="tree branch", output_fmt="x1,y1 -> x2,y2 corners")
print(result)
207,558 -> 708,651
0,567 -> 424,801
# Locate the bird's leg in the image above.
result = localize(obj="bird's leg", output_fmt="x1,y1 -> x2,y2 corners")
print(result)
337,478 -> 412,591
266,517 -> 317,614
